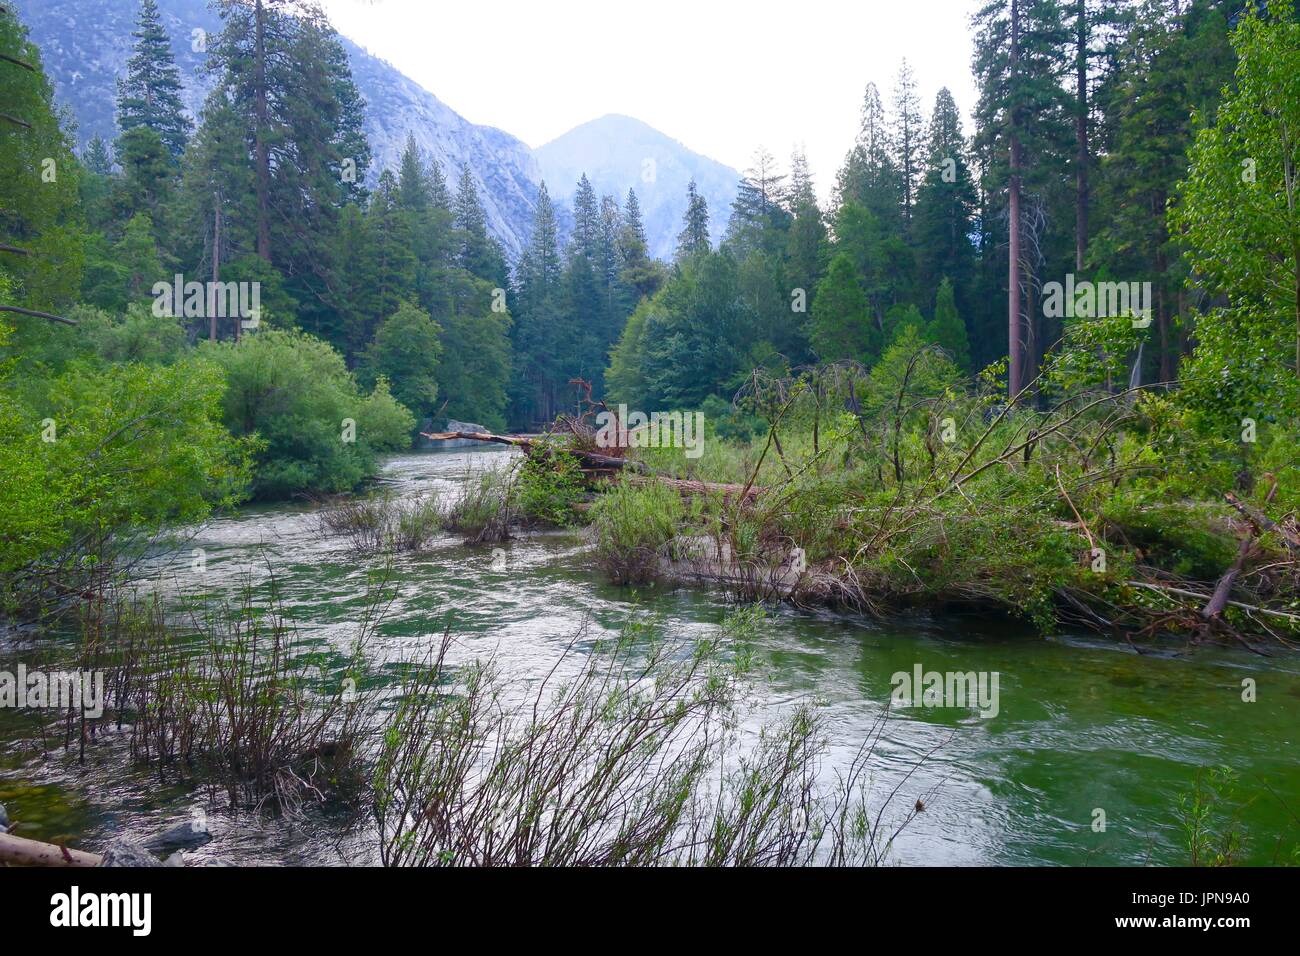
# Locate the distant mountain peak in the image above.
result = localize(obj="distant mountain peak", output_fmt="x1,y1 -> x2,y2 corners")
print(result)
535,114 -> 739,260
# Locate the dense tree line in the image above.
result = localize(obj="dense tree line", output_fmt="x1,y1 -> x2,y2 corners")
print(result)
2,0 -> 1298,531
605,0 -> 1296,428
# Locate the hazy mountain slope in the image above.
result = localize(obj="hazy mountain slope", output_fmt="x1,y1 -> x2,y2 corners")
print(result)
11,2 -> 740,263
535,114 -> 739,260
9,0 -> 541,259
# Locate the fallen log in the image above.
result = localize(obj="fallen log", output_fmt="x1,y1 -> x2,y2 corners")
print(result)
0,831 -> 102,867
420,431 -> 755,496
420,430 -> 642,474
624,475 -> 764,502
1202,536 -> 1255,621
421,430 -> 529,447
1224,492 -> 1300,554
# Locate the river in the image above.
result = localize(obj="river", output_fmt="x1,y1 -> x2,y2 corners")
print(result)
2,448 -> 1298,866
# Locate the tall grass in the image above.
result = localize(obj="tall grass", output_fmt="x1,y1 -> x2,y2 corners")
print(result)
589,479 -> 693,585
373,619 -> 929,867
317,493 -> 443,554
87,582 -> 383,813
442,465 -> 519,544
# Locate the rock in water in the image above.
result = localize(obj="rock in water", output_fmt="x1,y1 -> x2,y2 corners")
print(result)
99,840 -> 163,867
447,419 -> 489,434
143,818 -> 213,854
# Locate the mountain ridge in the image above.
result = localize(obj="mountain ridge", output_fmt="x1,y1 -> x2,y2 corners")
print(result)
10,0 -> 738,263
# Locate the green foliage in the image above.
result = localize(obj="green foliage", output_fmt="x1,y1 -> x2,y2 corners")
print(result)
514,446 -> 586,526
0,9 -> 84,313
358,301 -> 442,424
201,329 -> 412,500
590,479 -> 691,585
638,251 -> 754,408
926,278 -> 970,369
115,0 -> 191,157
811,253 -> 875,362
1172,0 -> 1300,435
0,356 -> 253,607
1179,766 -> 1249,867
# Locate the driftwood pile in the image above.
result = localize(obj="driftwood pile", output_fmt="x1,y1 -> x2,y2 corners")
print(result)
422,380 -> 763,503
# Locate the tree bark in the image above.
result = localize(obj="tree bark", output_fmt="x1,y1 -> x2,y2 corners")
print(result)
1075,0 -> 1089,272
211,189 -> 221,342
253,0 -> 272,262
1008,0 -> 1024,400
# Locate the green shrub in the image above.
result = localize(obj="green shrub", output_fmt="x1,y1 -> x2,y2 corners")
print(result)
200,329 -> 414,500
590,479 -> 691,585
515,445 -> 586,526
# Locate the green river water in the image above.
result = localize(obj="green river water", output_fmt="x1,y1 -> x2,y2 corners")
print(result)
2,447 -> 1298,866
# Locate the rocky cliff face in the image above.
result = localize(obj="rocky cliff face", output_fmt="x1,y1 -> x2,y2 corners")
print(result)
11,0 -> 736,263
10,0 -> 542,259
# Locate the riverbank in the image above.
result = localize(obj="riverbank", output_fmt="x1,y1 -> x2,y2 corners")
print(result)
2,449 -> 1297,866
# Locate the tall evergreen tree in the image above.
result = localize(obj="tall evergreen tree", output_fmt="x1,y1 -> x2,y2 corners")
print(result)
836,82 -> 904,227
618,188 -> 664,300
892,59 -> 924,227
726,148 -> 791,256
117,0 -> 191,158
676,179 -> 711,260
973,0 -> 1072,396
453,165 -> 505,284
512,182 -> 568,423
84,136 -> 114,175
913,88 -> 978,324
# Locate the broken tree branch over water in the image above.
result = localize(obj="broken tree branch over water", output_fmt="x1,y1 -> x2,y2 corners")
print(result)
420,430 -> 637,474
0,831 -> 101,867
420,429 -> 766,501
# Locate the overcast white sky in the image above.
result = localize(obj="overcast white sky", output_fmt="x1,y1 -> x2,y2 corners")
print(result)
320,0 -> 982,199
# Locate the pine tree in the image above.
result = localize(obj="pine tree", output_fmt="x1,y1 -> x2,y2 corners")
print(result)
676,179 -> 711,260
1069,0 -> 1132,270
913,88 -> 978,321
361,169 -> 418,357
1092,0 -> 1235,383
892,59 -> 924,226
571,174 -> 601,261
114,125 -> 174,230
811,253 -> 877,362
618,188 -> 664,299
726,148 -> 790,255
84,136 -> 114,175
176,90 -> 259,338
785,146 -> 828,355
926,277 -> 971,368
117,0 -> 191,158
836,82 -> 903,227
973,0 -> 1073,397
453,165 -> 505,283
513,182 -> 568,423
397,133 -> 432,212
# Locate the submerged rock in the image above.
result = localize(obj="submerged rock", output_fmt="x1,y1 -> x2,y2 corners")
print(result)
99,840 -> 164,867
143,817 -> 213,854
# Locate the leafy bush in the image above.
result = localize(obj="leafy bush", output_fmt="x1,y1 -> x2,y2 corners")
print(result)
201,329 -> 414,500
590,479 -> 691,585
0,356 -> 253,611
514,444 -> 586,526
